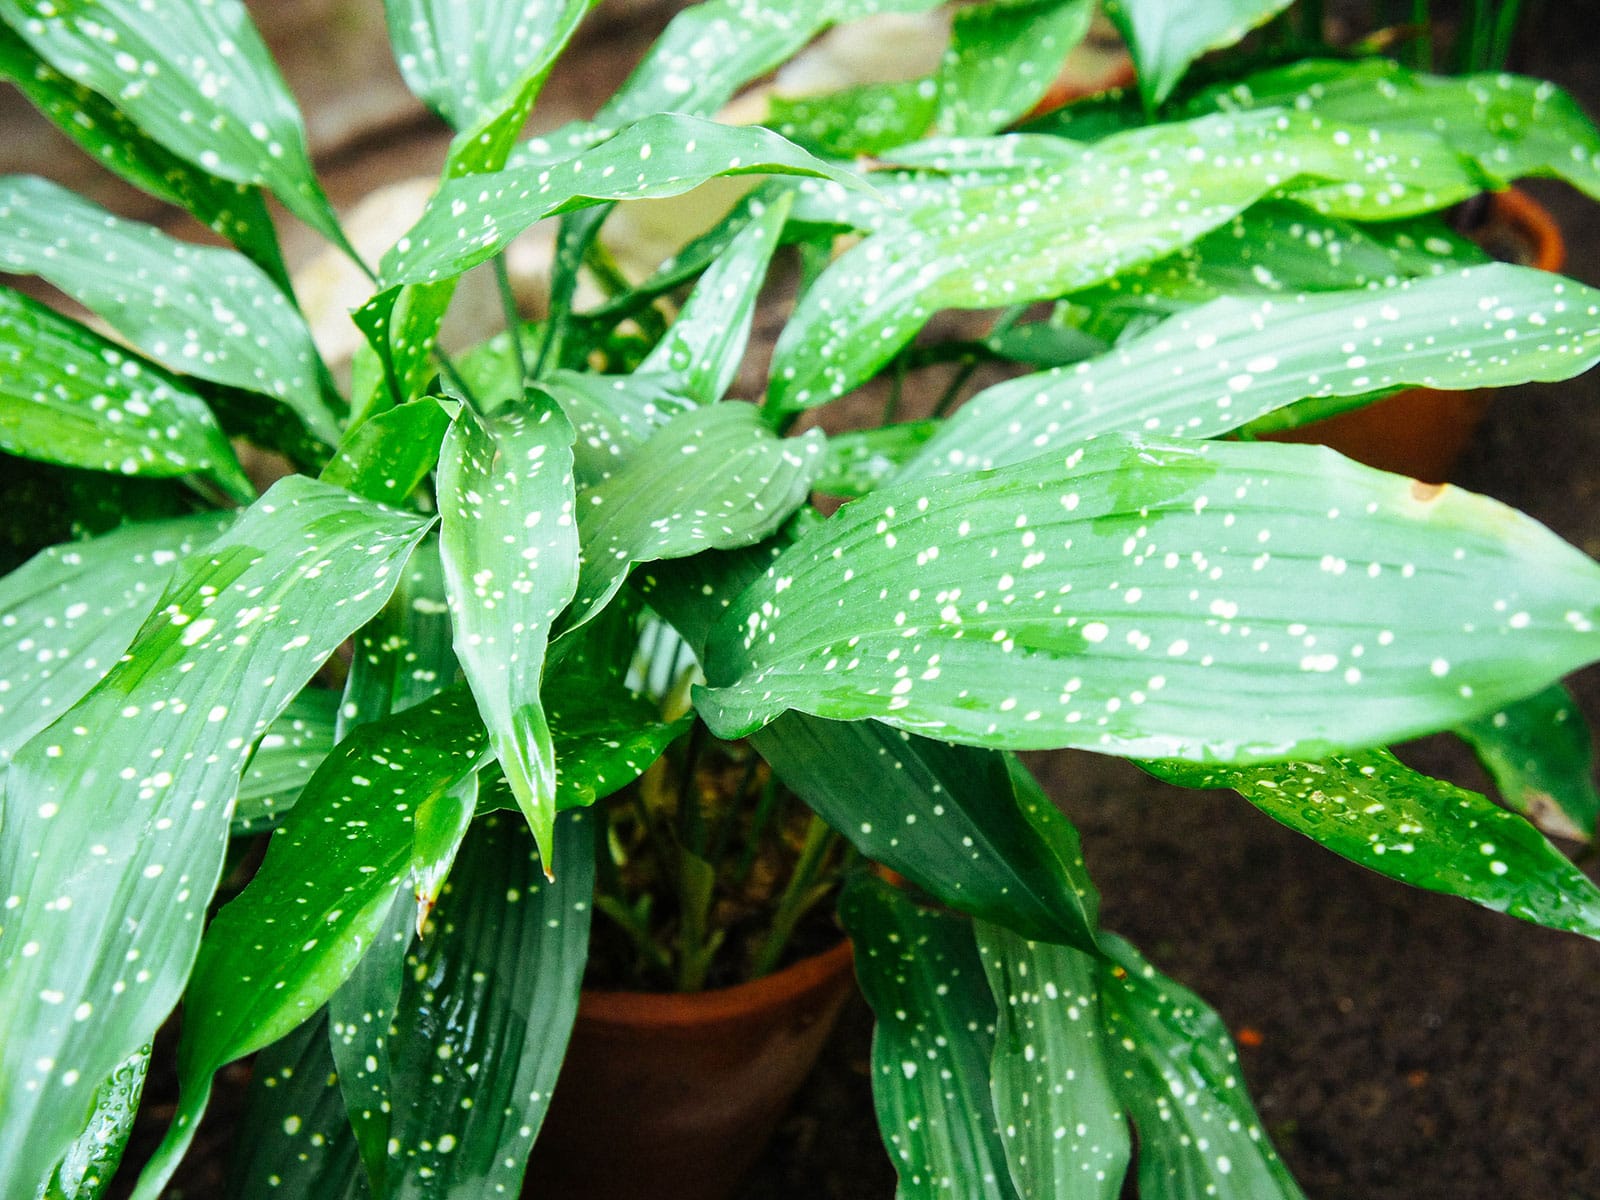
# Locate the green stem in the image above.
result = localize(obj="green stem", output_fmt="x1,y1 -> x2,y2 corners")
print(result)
932,356 -> 979,418
733,771 -> 784,883
749,813 -> 838,979
493,256 -> 529,387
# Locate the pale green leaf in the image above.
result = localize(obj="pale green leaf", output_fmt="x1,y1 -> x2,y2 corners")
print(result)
320,400 -> 451,508
974,924 -> 1129,1200
0,0 -> 347,249
0,177 -> 339,446
839,874 -> 1020,1200
1148,749 -> 1600,938
1103,0 -> 1294,107
1096,934 -> 1306,1198
1459,683 -> 1600,842
0,511 -> 233,765
539,370 -> 693,486
698,436 -> 1600,760
0,288 -> 252,501
438,394 -> 579,870
936,0 -> 1095,137
905,264 -> 1600,477
0,476 -> 432,1192
768,79 -> 937,158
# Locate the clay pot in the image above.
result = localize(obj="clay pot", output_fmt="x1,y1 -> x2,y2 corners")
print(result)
526,939 -> 857,1200
1262,187 -> 1566,482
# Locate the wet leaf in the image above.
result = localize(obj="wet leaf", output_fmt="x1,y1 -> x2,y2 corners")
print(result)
232,688 -> 342,835
974,924 -> 1130,1200
936,0 -> 1095,137
1096,934 -> 1306,1199
0,477 -> 432,1193
1103,0 -> 1294,108
816,420 -> 940,498
1148,749 -> 1600,938
0,0 -> 346,250
768,79 -> 937,158
0,288 -> 251,501
539,371 -> 693,486
904,264 -> 1600,477
37,1048 -> 148,1200
0,177 -> 338,446
320,400 -> 452,508
1459,683 -> 1599,841
698,435 -> 1600,761
438,394 -> 579,870
840,874 -> 1020,1200
0,511 -> 233,765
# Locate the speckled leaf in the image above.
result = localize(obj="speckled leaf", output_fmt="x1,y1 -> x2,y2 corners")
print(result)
1191,58 -> 1600,201
230,1011 -> 368,1200
134,686 -> 489,1197
768,79 -> 937,158
37,1047 -> 148,1200
0,25 -> 287,282
756,717 -> 1100,948
364,809 -> 593,1197
569,404 -> 825,630
233,688 -> 341,835
0,0 -> 347,250
816,420 -> 940,497
539,370 -> 693,486
698,435 -> 1600,760
0,177 -> 338,446
1459,683 -> 1600,842
637,190 -> 792,404
766,109 -> 1477,410
1096,934 -> 1306,1199
545,678 -> 691,810
840,873 -> 1020,1200
380,115 -> 866,287
0,288 -> 252,501
936,0 -> 1095,137
0,476 -> 432,1193
974,924 -> 1130,1200
438,394 -> 579,871
905,264 -> 1600,477
0,510 -> 233,765
1148,749 -> 1600,938
1103,0 -> 1293,107
320,400 -> 452,508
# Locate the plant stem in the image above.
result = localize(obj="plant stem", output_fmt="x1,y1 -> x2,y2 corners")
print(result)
492,256 -> 529,386
749,812 -> 838,979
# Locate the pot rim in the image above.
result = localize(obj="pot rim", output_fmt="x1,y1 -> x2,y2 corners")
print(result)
1488,186 -> 1566,273
577,937 -> 855,1029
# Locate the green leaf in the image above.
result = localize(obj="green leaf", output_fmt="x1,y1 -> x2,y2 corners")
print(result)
568,403 -> 825,629
0,476 -> 432,1193
936,0 -> 1095,137
0,177 -> 339,446
765,108 -> 1478,410
36,1047 -> 149,1200
768,79 -> 937,158
1459,683 -> 1600,841
0,0 -> 347,250
358,809 -> 593,1197
974,924 -> 1130,1200
438,394 -> 580,870
540,370 -> 693,486
0,288 -> 252,501
816,420 -> 940,497
320,400 -> 451,507
905,264 -> 1600,477
543,675 -> 692,811
1096,934 -> 1306,1198
380,115 -> 868,288
1147,749 -> 1600,938
697,435 -> 1600,760
0,25 -> 287,282
637,190 -> 793,403
756,717 -> 1101,948
0,511 -> 233,765
839,873 -> 1020,1200
233,689 -> 341,835
1103,0 -> 1294,108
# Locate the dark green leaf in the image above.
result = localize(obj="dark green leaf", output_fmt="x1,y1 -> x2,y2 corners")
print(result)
839,874 -> 1020,1200
37,1048 -> 148,1200
0,476 -> 432,1193
320,400 -> 452,507
0,511 -> 233,764
698,435 -> 1600,760
905,264 -> 1600,477
1459,683 -> 1599,841
1147,749 -> 1600,938
380,115 -> 868,287
0,288 -> 252,501
0,0 -> 347,249
0,177 -> 339,445
1103,0 -> 1294,107
1096,934 -> 1306,1198
974,924 -> 1130,1200
816,420 -> 940,497
233,688 -> 342,834
438,394 -> 580,870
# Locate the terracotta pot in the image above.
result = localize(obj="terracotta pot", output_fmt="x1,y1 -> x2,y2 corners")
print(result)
525,939 -> 857,1200
1261,187 -> 1566,482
